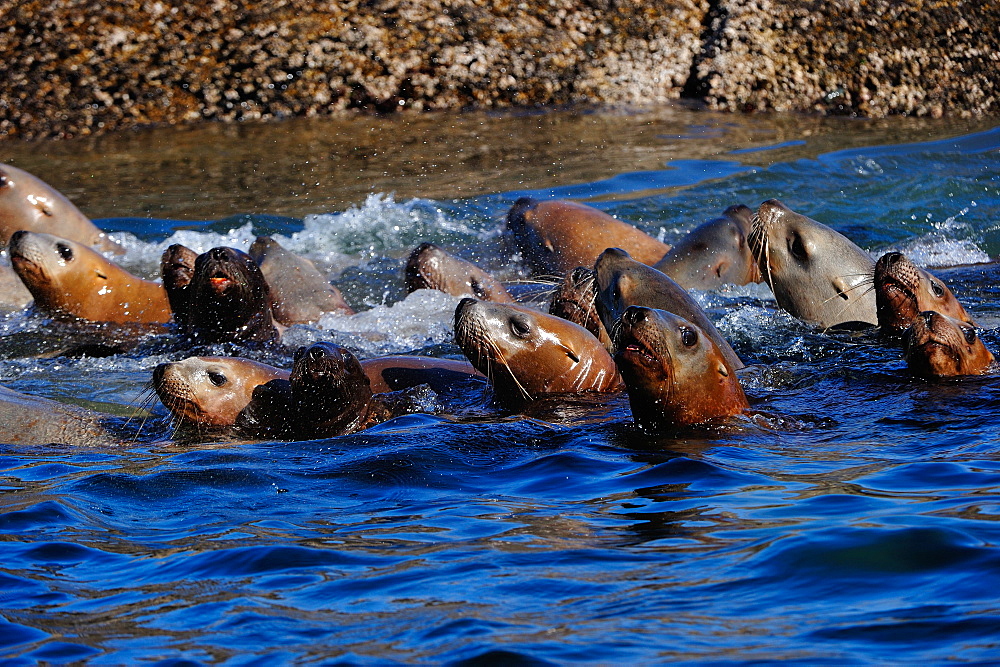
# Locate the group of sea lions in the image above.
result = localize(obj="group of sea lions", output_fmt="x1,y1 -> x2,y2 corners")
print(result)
0,162 -> 994,445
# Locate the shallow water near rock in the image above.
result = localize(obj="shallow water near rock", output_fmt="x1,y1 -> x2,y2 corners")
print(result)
2,107 -> 1000,662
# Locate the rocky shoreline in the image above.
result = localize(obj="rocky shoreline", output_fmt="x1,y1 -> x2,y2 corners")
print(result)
2,0 -> 997,140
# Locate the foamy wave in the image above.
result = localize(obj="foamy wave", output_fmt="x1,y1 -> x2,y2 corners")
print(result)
885,236 -> 991,267
108,223 -> 260,278
281,288 -> 461,357
883,201 -> 993,267
108,193 -> 495,279
286,193 -> 488,261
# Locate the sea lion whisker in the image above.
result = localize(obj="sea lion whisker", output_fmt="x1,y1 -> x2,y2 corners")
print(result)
507,275 -> 562,286
123,386 -> 157,426
817,285 -> 880,333
760,233 -> 775,292
126,384 -> 171,442
490,338 -> 533,402
818,278 -> 875,307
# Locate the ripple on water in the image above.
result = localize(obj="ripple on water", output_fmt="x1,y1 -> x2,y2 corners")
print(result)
2,118 -> 1000,663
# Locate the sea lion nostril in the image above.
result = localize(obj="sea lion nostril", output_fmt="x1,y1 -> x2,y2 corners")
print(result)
623,306 -> 645,326
308,346 -> 326,361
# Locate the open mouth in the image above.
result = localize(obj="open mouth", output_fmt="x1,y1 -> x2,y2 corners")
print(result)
208,272 -> 232,292
879,276 -> 914,305
618,335 -> 657,367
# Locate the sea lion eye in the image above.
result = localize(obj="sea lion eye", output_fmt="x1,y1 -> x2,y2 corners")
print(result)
963,327 -> 978,345
788,233 -> 807,261
930,281 -> 944,297
56,243 -> 74,262
470,279 -> 487,300
207,371 -> 227,387
509,316 -> 531,338
680,326 -> 698,347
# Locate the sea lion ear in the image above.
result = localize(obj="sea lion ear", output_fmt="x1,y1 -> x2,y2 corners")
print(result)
560,344 -> 580,363
717,363 -> 729,378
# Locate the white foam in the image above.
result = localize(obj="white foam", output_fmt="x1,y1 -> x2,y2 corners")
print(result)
883,202 -> 993,267
290,193 -> 487,260
886,236 -> 991,267
105,193 -> 492,279
281,289 -> 461,357
108,222 -> 260,278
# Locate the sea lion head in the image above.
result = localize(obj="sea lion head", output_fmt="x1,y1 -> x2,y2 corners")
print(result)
189,246 -> 276,343
594,247 -> 646,332
404,242 -> 513,302
9,230 -> 111,318
748,199 -> 877,328
290,341 -> 374,436
505,196 -> 553,273
160,243 -> 200,328
0,163 -> 119,251
548,266 -> 611,349
153,356 -> 290,427
593,246 -> 745,371
875,251 -> 972,335
903,310 -> 994,379
654,204 -> 761,289
506,197 -> 669,275
612,306 -> 748,429
454,297 -> 619,407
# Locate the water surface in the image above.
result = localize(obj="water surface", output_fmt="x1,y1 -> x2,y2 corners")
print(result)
1,106 -> 1000,663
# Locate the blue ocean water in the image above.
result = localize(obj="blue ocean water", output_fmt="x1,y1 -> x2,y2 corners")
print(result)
1,116 -> 1000,663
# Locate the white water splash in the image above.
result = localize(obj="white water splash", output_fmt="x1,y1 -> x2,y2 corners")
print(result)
106,193 -> 492,278
281,289 -> 462,358
884,203 -> 991,267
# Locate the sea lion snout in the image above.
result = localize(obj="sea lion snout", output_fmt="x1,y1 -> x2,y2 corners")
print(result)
620,305 -> 648,328
505,197 -> 538,231
878,251 -> 904,269
903,310 -> 993,378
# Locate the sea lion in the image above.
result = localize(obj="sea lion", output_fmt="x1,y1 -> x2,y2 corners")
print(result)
0,163 -> 120,253
653,204 -> 761,290
0,259 -> 32,310
405,242 -> 515,303
593,247 -> 744,371
612,306 -> 748,429
168,246 -> 281,344
748,199 -> 877,329
548,266 -> 612,350
360,355 -> 484,394
875,251 -> 974,336
0,384 -> 109,445
153,356 -> 290,428
903,311 -> 994,379
160,244 -> 200,330
153,353 -> 482,429
454,298 -> 622,409
9,230 -> 171,324
248,235 -> 354,324
506,197 -> 671,276
233,342 -> 396,440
